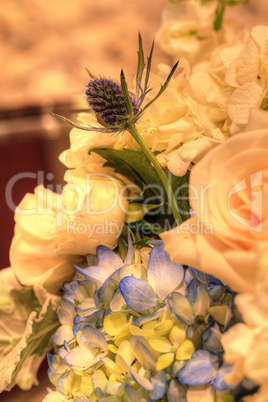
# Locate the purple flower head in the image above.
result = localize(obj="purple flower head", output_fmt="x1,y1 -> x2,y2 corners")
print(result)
86,77 -> 139,127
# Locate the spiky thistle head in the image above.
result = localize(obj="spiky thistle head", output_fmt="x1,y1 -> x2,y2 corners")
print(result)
85,77 -> 139,127
52,34 -> 178,134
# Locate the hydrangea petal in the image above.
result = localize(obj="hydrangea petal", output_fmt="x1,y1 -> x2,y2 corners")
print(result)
56,370 -> 73,394
169,323 -> 186,347
206,284 -> 225,303
124,236 -> 134,265
73,309 -> 105,336
202,324 -> 223,355
76,298 -> 96,315
186,279 -> 211,317
58,298 -> 76,326
105,381 -> 124,397
91,370 -> 108,392
148,245 -> 184,299
119,264 -> 147,281
74,264 -> 110,283
120,277 -> 158,312
47,353 -> 67,374
53,325 -> 75,346
97,278 -> 119,308
176,339 -> 195,361
80,326 -> 108,352
168,291 -> 194,325
130,337 -> 157,372
134,309 -> 164,326
129,367 -> 153,391
208,305 -> 232,328
117,340 -> 135,367
154,320 -> 174,336
104,313 -> 127,336
167,379 -> 187,402
178,350 -> 220,385
124,383 -> 147,402
110,290 -> 126,312
64,347 -> 96,369
43,391 -> 68,401
211,363 -> 238,391
149,337 -> 172,353
157,352 -> 174,371
96,246 -> 124,272
150,370 -> 167,400
189,267 -> 222,286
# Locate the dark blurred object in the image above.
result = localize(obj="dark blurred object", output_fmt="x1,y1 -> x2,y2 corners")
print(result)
0,100 -> 82,269
1,358 -> 50,401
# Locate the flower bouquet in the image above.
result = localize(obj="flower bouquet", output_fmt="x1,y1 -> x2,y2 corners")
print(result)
1,0 -> 268,401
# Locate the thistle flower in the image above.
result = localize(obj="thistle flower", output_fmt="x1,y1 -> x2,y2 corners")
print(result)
53,34 -> 178,135
85,77 -> 139,127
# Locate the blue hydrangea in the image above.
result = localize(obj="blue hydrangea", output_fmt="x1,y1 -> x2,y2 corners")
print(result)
45,243 -> 254,401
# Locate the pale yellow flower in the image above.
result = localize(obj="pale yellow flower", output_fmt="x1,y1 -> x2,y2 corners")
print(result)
10,172 -> 128,293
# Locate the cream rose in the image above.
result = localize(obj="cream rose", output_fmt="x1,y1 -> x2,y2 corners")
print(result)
10,172 -> 128,293
161,129 -> 268,292
59,113 -> 117,171
221,243 -> 268,401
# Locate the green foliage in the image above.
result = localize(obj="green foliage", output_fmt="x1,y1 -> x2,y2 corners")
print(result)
89,148 -> 166,196
0,268 -> 60,392
125,203 -> 163,224
214,0 -> 249,31
89,147 -> 191,231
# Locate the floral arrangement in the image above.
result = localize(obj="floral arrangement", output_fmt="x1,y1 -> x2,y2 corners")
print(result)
1,0 -> 267,401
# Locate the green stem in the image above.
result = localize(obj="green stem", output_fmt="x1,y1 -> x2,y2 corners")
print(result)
127,125 -> 182,225
141,219 -> 165,234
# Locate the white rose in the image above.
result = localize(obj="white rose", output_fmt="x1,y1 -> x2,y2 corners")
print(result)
221,243 -> 268,401
10,172 -> 128,293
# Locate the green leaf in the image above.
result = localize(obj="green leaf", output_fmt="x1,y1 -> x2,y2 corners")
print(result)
213,1 -> 225,31
120,69 -> 134,118
143,40 -> 154,98
0,269 -> 60,392
89,148 -> 166,197
225,0 -> 248,5
136,61 -> 179,118
89,148 -> 145,194
131,238 -> 153,248
52,113 -> 96,131
85,67 -> 95,78
136,33 -> 145,96
125,203 -> 162,223
169,170 -> 191,222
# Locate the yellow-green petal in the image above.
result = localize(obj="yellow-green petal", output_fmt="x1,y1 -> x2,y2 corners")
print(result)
154,320 -> 174,336
156,353 -> 175,371
169,323 -> 186,347
109,344 -> 118,354
149,336 -> 172,353
104,313 -> 127,336
176,339 -> 195,360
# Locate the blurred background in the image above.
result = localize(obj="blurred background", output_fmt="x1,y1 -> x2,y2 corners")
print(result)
0,0 -> 267,267
0,0 -> 267,400
0,0 -> 170,270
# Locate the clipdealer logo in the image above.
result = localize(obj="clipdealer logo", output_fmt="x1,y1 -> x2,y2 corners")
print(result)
228,170 -> 263,233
